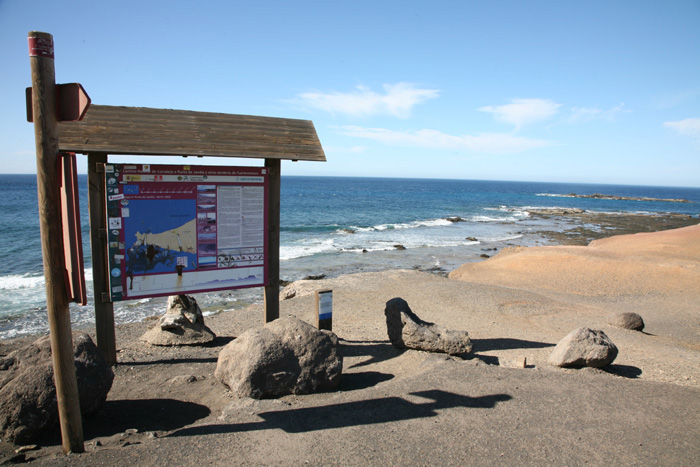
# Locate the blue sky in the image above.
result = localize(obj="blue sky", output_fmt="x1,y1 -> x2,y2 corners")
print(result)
1,1 -> 699,187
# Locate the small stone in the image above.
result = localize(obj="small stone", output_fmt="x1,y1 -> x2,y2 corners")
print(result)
608,312 -> 644,331
168,375 -> 198,384
548,327 -> 618,368
14,445 -> 38,454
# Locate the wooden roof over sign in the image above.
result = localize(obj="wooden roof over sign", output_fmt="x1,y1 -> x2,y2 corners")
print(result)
57,105 -> 326,161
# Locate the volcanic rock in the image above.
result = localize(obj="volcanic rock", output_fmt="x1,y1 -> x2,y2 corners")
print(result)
608,312 -> 645,331
142,295 -> 216,346
0,333 -> 113,444
215,317 -> 342,399
548,327 -> 618,368
384,297 -> 472,355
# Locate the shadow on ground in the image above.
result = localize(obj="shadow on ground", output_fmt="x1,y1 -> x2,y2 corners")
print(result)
169,389 -> 511,437
471,337 -> 555,352
34,399 -> 211,447
85,399 -> 211,438
124,357 -> 219,366
121,336 -> 235,366
603,364 -> 642,379
338,371 -> 394,391
341,340 -> 404,369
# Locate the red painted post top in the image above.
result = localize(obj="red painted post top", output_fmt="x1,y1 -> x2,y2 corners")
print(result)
28,35 -> 54,59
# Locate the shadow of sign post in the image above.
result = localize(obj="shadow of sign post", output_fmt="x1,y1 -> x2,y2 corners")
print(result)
170,389 -> 512,437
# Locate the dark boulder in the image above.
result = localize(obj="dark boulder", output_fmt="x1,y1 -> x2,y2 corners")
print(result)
0,332 -> 114,444
384,298 -> 472,355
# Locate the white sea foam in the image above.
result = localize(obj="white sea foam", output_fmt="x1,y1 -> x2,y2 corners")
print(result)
479,234 -> 524,242
415,218 -> 454,228
0,273 -> 45,291
536,193 -> 578,198
0,268 -> 94,292
345,218 -> 454,234
476,207 -> 530,221
471,214 -> 526,222
472,215 -> 506,222
340,245 -> 390,254
280,239 -> 337,260
1,319 -> 49,339
282,222 -> 484,261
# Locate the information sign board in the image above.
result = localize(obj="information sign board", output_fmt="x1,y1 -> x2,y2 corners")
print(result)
105,164 -> 268,301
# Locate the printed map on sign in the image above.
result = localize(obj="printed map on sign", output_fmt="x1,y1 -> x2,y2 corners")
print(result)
124,199 -> 197,278
105,164 -> 268,301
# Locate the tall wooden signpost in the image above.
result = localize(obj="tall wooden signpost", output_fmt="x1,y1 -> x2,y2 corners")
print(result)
28,31 -> 84,454
27,31 -> 325,454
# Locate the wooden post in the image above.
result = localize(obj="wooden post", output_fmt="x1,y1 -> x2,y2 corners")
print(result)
28,31 -> 84,454
263,158 -> 281,323
87,152 -> 117,364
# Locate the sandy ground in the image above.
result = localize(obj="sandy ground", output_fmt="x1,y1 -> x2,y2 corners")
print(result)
2,221 -> 700,465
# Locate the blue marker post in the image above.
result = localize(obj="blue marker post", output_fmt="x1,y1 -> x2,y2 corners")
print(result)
316,289 -> 333,331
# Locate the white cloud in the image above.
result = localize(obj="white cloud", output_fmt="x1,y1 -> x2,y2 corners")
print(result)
478,98 -> 561,129
569,103 -> 629,123
337,126 -> 555,154
664,118 -> 700,136
293,83 -> 439,118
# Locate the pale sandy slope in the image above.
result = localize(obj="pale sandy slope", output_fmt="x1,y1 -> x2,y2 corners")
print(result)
450,223 -> 700,298
448,223 -> 700,386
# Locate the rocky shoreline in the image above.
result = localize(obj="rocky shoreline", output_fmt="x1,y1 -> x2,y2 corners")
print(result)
551,192 -> 691,203
522,208 -> 698,246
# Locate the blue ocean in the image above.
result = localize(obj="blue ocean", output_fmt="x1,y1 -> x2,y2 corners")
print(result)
2,174 -> 699,339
